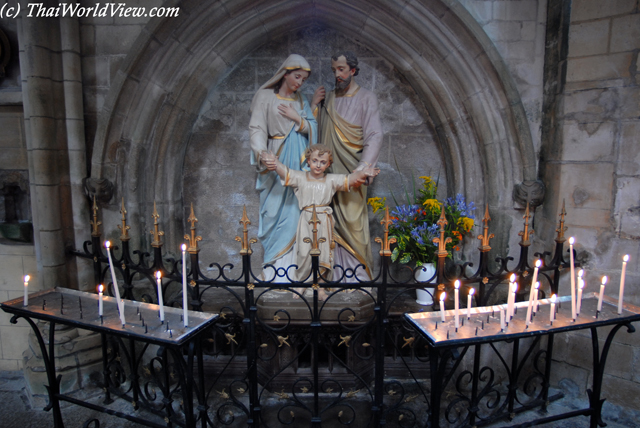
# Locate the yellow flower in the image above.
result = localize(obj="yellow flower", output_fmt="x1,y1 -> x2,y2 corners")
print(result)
458,217 -> 474,233
367,197 -> 387,213
419,176 -> 435,191
419,176 -> 432,186
423,198 -> 441,212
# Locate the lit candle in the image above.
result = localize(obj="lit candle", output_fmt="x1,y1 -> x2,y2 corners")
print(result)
104,241 -> 123,306
439,292 -> 446,322
569,237 -> 576,320
533,282 -> 540,314
467,288 -> 475,319
618,255 -> 629,314
531,259 -> 541,292
598,276 -> 607,312
576,270 -> 584,316
454,280 -> 460,329
182,244 -> 188,328
507,274 -> 516,320
500,307 -> 505,331
550,294 -> 557,324
156,271 -> 165,322
98,284 -> 104,316
23,275 -> 30,306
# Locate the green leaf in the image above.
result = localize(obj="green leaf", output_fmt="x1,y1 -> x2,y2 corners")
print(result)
391,247 -> 399,262
399,253 -> 412,264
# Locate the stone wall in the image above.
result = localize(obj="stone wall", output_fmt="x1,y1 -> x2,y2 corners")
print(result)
539,0 -> 640,415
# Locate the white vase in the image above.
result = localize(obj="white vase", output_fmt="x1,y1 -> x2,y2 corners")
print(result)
415,263 -> 436,305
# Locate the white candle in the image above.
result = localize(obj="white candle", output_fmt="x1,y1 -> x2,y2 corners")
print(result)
23,275 -> 30,306
510,281 -> 518,320
98,284 -> 104,316
526,283 -> 534,326
531,259 -> 541,293
454,280 -> 460,329
598,276 -> 607,312
550,294 -> 557,324
439,292 -> 446,322
576,269 -> 584,315
182,244 -> 188,327
577,277 -> 584,316
119,299 -> 126,326
618,255 -> 629,314
533,282 -> 540,314
156,271 -> 165,322
569,237 -> 576,320
467,288 -> 475,319
507,274 -> 516,319
104,241 -> 123,306
500,307 -> 505,330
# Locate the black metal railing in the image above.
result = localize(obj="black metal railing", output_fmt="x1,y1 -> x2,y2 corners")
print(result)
67,198 -> 576,427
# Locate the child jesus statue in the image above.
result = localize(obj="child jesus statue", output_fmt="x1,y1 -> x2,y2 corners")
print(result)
260,144 -> 379,298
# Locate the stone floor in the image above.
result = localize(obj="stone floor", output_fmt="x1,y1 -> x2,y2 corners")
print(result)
0,370 -> 638,427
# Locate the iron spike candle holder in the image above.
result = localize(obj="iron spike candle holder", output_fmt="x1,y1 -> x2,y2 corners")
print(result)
406,294 -> 640,345
1,288 -> 215,343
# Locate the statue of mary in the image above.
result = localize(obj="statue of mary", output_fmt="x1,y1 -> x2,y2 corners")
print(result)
249,54 -> 317,281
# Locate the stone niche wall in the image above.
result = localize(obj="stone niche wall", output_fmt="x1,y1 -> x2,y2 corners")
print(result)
184,26 -> 446,269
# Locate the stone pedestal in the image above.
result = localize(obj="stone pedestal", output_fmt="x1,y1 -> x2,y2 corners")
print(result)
23,321 -> 103,407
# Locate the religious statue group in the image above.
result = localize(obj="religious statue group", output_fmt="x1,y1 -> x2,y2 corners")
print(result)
249,52 -> 383,295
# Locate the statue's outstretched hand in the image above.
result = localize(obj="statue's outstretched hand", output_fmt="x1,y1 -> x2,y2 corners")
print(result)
260,151 -> 277,171
362,167 -> 380,186
363,167 -> 380,177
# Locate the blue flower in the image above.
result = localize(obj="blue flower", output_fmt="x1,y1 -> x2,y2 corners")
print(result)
445,194 -> 476,218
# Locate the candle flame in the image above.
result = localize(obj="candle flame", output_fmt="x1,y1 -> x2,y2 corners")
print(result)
440,292 -> 446,301
578,269 -> 584,278
535,259 -> 542,268
579,279 -> 584,289
569,237 -> 574,245
534,281 -> 540,289
105,240 -> 111,248
513,283 -> 518,292
454,280 -> 460,289
509,273 -> 516,283
155,271 -> 162,280
623,254 -> 629,262
23,275 -> 30,283
602,276 -> 608,285
469,288 -> 475,296
98,284 -> 103,293
181,244 -> 187,251
551,294 -> 557,303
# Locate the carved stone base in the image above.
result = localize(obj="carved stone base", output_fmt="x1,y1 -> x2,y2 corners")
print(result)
22,321 -> 103,408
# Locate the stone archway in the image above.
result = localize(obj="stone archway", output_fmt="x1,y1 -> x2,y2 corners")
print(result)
91,0 -> 536,256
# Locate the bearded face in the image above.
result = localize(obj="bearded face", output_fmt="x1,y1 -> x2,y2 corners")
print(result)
335,74 -> 352,90
331,56 -> 355,92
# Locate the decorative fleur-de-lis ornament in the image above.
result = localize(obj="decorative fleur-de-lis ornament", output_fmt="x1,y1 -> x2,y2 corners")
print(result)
375,207 -> 397,256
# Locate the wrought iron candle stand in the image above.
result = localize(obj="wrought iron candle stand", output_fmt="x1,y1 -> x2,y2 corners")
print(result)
0,287 -> 217,428
64,196 -> 590,427
406,294 -> 640,427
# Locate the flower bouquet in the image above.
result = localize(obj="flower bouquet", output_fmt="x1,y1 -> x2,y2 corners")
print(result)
368,176 -> 475,305
368,176 -> 476,266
